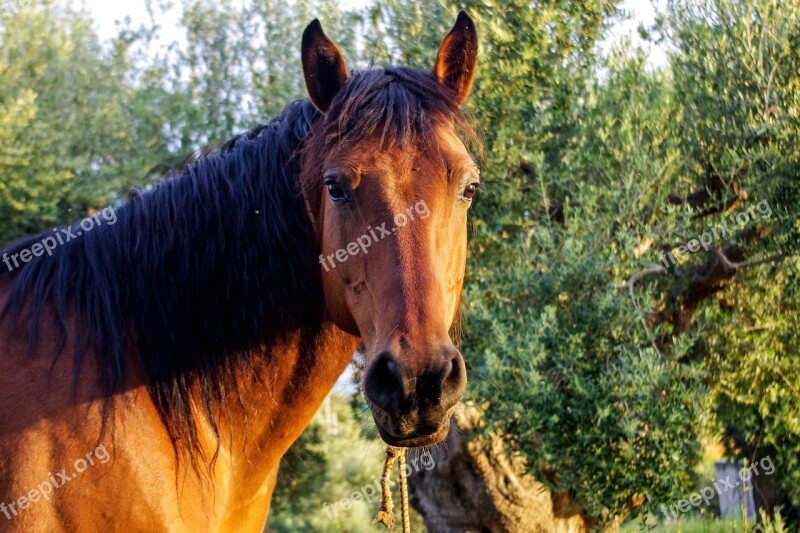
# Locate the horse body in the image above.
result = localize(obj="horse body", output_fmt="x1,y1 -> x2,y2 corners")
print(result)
0,12 -> 479,531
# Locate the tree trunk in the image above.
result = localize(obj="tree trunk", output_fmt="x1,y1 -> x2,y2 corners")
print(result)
408,404 -> 588,533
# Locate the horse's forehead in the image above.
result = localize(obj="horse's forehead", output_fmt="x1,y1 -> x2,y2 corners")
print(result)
327,124 -> 466,174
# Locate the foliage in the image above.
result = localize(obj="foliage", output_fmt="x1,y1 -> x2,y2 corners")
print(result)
461,44 -> 706,523
0,1 -> 128,241
656,0 -> 800,507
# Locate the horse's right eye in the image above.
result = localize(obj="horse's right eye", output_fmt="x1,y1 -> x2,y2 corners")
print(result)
324,178 -> 349,204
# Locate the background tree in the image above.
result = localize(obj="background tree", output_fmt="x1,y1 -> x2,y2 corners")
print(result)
365,0 -> 798,529
657,0 -> 800,516
0,1 -> 133,241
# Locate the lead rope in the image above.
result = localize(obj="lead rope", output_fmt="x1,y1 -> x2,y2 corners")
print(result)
375,446 -> 411,533
398,450 -> 411,533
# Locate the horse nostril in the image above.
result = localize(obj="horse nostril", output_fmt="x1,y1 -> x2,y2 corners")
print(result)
432,352 -> 466,409
446,355 -> 462,385
363,351 -> 407,413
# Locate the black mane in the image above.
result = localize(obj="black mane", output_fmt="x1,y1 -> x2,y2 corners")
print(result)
0,67 -> 473,466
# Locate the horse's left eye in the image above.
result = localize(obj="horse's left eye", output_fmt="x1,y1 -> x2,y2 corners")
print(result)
462,182 -> 481,201
325,178 -> 349,204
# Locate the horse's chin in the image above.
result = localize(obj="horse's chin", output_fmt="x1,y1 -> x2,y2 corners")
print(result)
375,423 -> 451,448
365,395 -> 457,447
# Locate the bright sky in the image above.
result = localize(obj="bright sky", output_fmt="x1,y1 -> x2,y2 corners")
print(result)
610,0 -> 668,67
82,0 -> 367,40
82,0 -> 667,67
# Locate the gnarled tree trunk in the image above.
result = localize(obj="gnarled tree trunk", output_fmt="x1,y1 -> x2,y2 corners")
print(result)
408,404 -> 587,533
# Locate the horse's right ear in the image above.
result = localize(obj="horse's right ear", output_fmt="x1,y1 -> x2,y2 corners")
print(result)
302,19 -> 348,113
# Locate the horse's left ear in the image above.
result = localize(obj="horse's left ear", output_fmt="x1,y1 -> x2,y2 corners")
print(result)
302,19 -> 348,112
433,11 -> 478,107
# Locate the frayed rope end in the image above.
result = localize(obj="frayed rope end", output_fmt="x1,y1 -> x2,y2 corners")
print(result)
375,446 -> 407,530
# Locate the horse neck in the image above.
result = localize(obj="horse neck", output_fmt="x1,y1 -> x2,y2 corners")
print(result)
218,324 -> 358,494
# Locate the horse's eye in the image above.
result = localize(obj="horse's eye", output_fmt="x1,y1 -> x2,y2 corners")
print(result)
325,178 -> 349,204
462,182 -> 481,201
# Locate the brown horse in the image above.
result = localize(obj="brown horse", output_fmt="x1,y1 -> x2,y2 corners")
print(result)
0,11 -> 478,532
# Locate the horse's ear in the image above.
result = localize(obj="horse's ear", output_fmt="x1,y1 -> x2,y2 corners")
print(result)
302,19 -> 348,113
433,11 -> 478,107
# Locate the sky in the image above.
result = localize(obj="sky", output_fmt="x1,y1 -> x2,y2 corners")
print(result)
610,0 -> 668,67
81,0 -> 667,67
82,0 -> 368,41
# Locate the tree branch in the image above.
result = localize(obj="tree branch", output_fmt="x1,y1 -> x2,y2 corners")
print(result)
617,264 -> 668,356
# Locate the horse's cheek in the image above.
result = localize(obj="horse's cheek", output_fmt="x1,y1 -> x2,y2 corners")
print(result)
321,268 -> 361,337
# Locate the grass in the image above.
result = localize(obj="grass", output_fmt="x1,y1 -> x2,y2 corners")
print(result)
655,518 -> 753,533
622,508 -> 794,533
